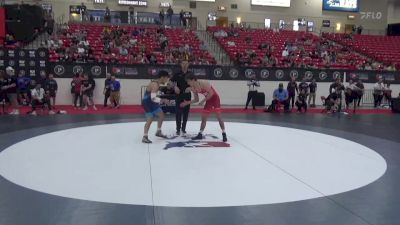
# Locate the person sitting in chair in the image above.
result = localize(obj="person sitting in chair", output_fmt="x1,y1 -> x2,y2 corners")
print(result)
30,83 -> 54,115
266,83 -> 290,112
295,89 -> 307,113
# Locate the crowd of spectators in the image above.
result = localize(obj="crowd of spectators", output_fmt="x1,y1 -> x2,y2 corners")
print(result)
264,76 -> 397,114
0,67 -> 124,115
46,24 -> 214,65
210,25 -> 398,71
0,67 -> 58,115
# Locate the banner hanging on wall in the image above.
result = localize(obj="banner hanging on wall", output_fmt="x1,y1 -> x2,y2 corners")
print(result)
45,62 -> 400,83
0,48 -> 48,77
1,48 -> 399,83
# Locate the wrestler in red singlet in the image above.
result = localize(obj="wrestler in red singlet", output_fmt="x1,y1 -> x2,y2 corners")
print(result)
199,85 -> 221,113
180,75 -> 227,142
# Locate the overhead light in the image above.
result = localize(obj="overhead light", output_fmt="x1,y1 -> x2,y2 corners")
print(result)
348,15 -> 355,20
236,17 -> 241,24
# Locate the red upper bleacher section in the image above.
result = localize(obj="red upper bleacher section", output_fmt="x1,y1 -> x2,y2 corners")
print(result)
48,23 -> 215,65
323,33 -> 400,67
207,26 -> 375,70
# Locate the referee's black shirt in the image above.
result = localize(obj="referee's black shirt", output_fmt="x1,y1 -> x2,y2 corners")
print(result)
171,71 -> 191,102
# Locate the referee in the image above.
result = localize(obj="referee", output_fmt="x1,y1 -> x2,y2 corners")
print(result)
171,60 -> 191,135
245,74 -> 260,110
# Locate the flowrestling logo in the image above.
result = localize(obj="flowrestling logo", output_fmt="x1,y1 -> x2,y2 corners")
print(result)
164,134 -> 230,150
360,12 -> 383,20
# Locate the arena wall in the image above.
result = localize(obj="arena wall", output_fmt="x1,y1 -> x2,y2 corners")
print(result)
6,0 -> 388,33
53,78 -> 400,106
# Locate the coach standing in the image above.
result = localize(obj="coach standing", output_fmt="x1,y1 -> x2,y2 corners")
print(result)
103,73 -> 112,107
171,60 -> 191,135
287,77 -> 298,109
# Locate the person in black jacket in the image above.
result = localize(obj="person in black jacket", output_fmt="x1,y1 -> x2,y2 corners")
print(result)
103,73 -> 112,107
0,71 -> 10,109
171,60 -> 191,135
355,79 -> 364,107
329,78 -> 345,111
308,79 -> 317,107
45,73 -> 58,108
167,6 -> 173,25
159,9 -> 165,24
179,10 -> 185,27
287,77 -> 298,109
295,89 -> 307,113
81,74 -> 97,111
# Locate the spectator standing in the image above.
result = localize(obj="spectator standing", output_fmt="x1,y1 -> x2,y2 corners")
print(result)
110,75 -> 121,108
45,74 -> 58,108
159,9 -> 165,24
373,78 -> 385,108
298,78 -> 309,95
0,71 -> 9,108
81,74 -> 97,111
179,10 -> 185,27
80,2 -> 87,22
384,83 -> 392,107
46,14 -> 55,35
287,77 -> 298,109
244,74 -> 260,110
103,73 -> 112,107
357,25 -> 363,35
129,6 -> 135,24
105,6 -> 111,23
4,67 -> 19,115
16,73 -> 31,105
308,79 -> 317,107
71,73 -> 83,108
167,6 -> 173,25
344,80 -> 360,113
355,79 -> 364,107
36,73 -> 48,91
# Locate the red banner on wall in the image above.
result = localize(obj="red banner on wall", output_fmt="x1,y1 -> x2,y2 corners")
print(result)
0,7 -> 5,44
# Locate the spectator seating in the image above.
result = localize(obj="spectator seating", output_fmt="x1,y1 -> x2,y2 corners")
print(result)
323,33 -> 400,68
48,23 -> 215,65
207,26 -> 371,69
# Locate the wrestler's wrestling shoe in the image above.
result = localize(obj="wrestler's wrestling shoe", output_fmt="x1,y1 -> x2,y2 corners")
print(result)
192,133 -> 203,140
155,131 -> 168,139
142,136 -> 152,144
222,132 -> 228,142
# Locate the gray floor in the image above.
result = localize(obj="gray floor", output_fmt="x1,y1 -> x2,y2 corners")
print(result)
0,113 -> 399,225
